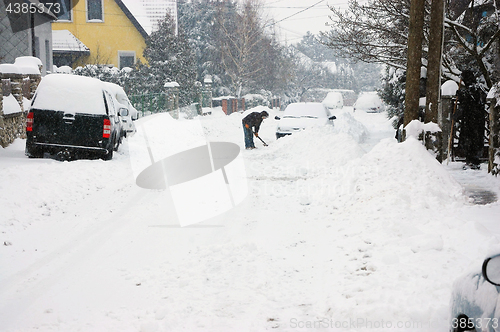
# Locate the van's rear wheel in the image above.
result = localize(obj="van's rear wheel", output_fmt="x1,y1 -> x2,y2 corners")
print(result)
113,134 -> 120,151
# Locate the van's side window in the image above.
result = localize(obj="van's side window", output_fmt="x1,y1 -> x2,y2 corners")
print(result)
104,91 -> 116,116
103,92 -> 110,115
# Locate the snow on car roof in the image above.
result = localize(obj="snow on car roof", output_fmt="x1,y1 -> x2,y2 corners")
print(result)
354,92 -> 383,108
283,103 -> 328,117
103,82 -> 131,107
31,74 -> 106,115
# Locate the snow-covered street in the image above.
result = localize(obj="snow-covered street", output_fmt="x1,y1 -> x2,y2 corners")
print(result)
1,107 -> 500,332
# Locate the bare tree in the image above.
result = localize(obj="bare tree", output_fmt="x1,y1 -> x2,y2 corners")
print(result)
321,0 -> 413,70
445,0 -> 500,89
218,0 -> 270,97
321,0 -> 500,90
405,0 -> 426,127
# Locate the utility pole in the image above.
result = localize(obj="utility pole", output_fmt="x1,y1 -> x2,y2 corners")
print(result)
404,0 -> 426,128
425,0 -> 446,161
425,0 -> 445,124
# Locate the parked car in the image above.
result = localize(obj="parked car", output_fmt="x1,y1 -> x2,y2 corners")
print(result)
275,102 -> 336,139
353,92 -> 386,113
322,91 -> 344,109
450,253 -> 500,332
25,74 -> 127,160
103,82 -> 138,137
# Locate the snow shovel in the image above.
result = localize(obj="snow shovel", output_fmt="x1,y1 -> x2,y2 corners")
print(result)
253,130 -> 268,146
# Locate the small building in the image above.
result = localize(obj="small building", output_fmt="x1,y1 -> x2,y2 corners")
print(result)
51,0 -> 149,69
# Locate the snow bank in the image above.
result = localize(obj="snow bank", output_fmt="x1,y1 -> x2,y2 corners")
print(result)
245,112 -> 463,212
405,119 -> 441,138
339,137 -> 465,211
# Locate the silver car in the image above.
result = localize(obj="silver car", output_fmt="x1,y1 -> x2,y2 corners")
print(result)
450,253 -> 500,332
275,102 -> 336,139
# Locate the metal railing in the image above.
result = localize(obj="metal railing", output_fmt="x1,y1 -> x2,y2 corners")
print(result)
129,93 -> 170,117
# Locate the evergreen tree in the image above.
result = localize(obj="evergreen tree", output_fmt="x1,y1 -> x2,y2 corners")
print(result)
142,14 -> 198,106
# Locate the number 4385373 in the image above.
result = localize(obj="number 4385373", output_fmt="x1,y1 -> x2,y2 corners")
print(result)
6,2 -> 61,15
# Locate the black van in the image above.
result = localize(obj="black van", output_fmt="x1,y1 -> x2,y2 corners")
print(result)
25,74 -> 127,160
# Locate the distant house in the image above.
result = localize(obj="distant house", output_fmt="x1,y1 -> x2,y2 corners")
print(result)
0,1 -> 54,75
51,0 -> 149,69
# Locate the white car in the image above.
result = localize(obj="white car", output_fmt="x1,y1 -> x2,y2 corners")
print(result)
275,102 -> 336,139
103,82 -> 138,137
353,92 -> 386,113
450,253 -> 500,332
322,91 -> 344,109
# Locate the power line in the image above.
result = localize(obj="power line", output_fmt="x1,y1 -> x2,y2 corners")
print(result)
265,0 -> 327,28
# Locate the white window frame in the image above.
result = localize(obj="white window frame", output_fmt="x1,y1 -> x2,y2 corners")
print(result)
55,0 -> 73,22
86,0 -> 104,23
118,51 -> 136,69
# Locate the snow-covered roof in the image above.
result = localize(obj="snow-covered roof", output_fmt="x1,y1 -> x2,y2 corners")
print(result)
322,61 -> 337,74
119,0 -> 153,36
164,82 -> 180,88
52,30 -> 90,53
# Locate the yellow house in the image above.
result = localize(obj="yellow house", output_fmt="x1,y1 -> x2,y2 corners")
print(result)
52,0 -> 148,69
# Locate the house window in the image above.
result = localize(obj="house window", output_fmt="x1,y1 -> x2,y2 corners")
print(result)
87,0 -> 103,22
55,0 -> 72,21
118,51 -> 135,69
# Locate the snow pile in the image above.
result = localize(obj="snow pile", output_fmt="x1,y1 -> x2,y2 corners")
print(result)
332,111 -> 369,143
442,80 -> 459,96
259,126 -> 365,174
244,111 -> 463,211
2,94 -> 22,115
338,137 -> 465,211
13,56 -> 41,75
405,119 -> 441,138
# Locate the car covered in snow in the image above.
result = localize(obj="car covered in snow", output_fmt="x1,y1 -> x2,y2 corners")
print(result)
275,102 -> 336,139
353,92 -> 386,113
103,82 -> 138,137
449,253 -> 500,332
322,91 -> 344,109
25,74 -> 127,160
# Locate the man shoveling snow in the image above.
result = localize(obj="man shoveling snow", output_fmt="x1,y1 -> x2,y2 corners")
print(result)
242,110 -> 269,149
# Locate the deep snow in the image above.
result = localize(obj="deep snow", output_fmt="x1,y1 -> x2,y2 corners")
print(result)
1,106 -> 499,332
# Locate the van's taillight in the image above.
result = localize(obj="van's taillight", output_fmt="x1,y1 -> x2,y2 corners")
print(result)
26,112 -> 34,131
103,119 -> 111,138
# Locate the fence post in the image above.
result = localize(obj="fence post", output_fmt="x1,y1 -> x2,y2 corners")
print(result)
203,75 -> 213,108
222,99 -> 228,115
164,82 -> 180,119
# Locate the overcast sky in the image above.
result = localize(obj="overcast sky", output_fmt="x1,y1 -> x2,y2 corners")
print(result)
260,0 -> 351,44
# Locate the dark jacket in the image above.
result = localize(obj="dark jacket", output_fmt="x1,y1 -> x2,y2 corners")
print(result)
242,112 -> 265,133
